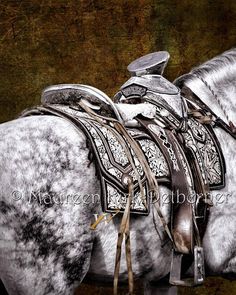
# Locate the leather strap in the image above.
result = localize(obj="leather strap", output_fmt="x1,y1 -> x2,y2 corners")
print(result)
114,180 -> 134,295
137,117 -> 194,254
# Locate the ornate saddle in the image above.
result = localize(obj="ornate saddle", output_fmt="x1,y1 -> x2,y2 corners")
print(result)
20,51 -> 226,293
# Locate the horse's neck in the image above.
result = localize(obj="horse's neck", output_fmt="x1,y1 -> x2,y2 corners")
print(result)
184,73 -> 236,126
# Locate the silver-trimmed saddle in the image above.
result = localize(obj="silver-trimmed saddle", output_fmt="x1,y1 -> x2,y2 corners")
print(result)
21,51 -> 227,292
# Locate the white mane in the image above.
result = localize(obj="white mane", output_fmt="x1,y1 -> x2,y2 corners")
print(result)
174,48 -> 236,125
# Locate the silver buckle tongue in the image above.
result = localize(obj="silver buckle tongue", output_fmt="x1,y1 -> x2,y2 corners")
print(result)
169,246 -> 205,287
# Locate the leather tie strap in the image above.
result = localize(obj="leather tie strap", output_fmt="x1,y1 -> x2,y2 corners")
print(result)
114,180 -> 134,295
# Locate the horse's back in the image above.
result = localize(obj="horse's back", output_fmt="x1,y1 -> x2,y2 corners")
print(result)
0,115 -> 91,191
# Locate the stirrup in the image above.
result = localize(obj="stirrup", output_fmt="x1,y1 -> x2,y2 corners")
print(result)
169,246 -> 205,287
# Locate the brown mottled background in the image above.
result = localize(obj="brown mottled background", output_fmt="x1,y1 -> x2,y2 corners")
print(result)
0,0 -> 236,294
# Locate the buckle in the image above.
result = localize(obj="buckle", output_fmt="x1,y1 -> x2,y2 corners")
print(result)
169,246 -> 205,287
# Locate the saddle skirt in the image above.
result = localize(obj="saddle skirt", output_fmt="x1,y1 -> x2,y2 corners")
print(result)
31,104 -> 171,215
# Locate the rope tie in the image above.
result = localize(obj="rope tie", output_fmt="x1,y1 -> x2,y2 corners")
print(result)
188,109 -> 213,124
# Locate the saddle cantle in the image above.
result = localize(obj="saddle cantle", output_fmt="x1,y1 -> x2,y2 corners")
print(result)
41,83 -> 124,123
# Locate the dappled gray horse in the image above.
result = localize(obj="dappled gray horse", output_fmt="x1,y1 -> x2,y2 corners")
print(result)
0,49 -> 236,295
